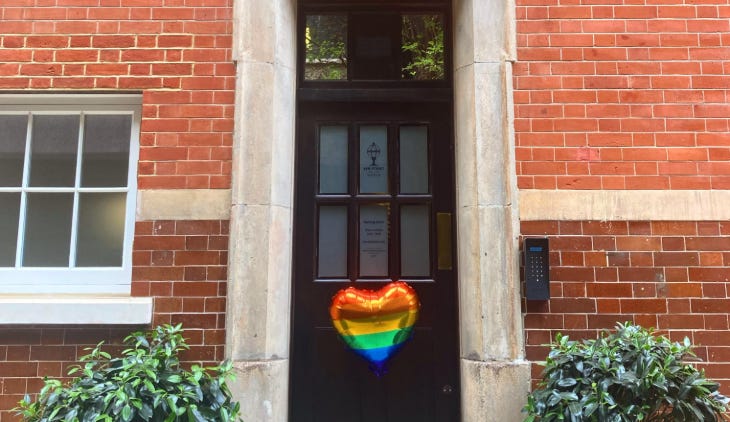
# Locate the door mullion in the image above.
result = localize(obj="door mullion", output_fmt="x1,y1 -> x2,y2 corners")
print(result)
348,123 -> 358,282
390,123 -> 400,280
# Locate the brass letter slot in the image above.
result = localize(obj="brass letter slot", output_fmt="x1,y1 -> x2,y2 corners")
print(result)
436,212 -> 453,270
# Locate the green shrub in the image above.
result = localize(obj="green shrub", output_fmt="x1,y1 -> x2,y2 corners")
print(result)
15,324 -> 241,422
524,322 -> 729,422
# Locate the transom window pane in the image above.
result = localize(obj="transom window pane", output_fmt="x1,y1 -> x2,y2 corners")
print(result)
305,15 -> 348,80
401,15 -> 445,80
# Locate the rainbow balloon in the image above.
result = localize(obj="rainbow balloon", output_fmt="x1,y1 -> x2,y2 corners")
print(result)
329,281 -> 420,376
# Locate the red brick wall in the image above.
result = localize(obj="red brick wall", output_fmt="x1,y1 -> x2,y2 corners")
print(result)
522,220 -> 730,389
0,327 -> 141,417
514,0 -> 730,190
0,0 -> 234,190
515,0 -> 730,398
132,219 -> 228,362
0,1 -> 233,418
0,220 -> 228,420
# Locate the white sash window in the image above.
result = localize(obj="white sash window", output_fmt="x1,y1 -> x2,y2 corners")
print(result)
0,94 -> 141,294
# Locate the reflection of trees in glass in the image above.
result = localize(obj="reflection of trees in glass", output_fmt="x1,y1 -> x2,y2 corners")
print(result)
305,15 -> 347,80
401,15 -> 445,80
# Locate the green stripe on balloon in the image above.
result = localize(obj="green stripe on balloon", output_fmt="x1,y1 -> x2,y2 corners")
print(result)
340,326 -> 415,351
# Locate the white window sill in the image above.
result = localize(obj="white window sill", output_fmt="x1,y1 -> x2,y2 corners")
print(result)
0,296 -> 153,325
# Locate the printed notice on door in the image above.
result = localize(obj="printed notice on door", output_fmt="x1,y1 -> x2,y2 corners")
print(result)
359,126 -> 388,194
359,205 -> 388,277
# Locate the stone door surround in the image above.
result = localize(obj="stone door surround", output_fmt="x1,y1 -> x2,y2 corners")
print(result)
226,0 -> 530,420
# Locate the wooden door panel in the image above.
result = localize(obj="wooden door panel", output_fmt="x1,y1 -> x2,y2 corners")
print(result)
291,102 -> 459,422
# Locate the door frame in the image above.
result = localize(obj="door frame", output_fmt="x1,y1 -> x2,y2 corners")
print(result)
225,0 -> 530,421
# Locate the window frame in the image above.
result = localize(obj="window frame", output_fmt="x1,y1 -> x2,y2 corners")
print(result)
0,94 -> 141,294
297,2 -> 453,98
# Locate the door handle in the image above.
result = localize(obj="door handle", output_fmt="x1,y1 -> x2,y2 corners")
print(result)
436,212 -> 452,270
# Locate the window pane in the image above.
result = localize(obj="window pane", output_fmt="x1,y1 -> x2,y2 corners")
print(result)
23,193 -> 73,267
305,15 -> 347,80
0,193 -> 21,267
401,205 -> 430,277
82,115 -> 132,187
401,14 -> 445,80
76,193 -> 126,267
29,115 -> 80,187
351,13 -> 400,80
318,206 -> 348,278
319,126 -> 348,194
359,126 -> 388,194
399,126 -> 429,194
0,115 -> 28,187
359,204 -> 389,277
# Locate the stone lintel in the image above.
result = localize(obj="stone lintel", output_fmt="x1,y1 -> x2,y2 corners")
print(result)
520,189 -> 730,221
136,189 -> 231,221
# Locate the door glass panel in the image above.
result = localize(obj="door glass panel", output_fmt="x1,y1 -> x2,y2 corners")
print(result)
401,14 -> 445,80
0,193 -> 21,267
318,206 -> 348,278
29,115 -> 80,187
0,115 -> 28,187
23,193 -> 73,267
76,193 -> 126,267
401,205 -> 430,277
399,126 -> 429,194
305,15 -> 347,80
359,204 -> 389,277
319,126 -> 348,194
82,115 -> 132,187
359,126 -> 388,194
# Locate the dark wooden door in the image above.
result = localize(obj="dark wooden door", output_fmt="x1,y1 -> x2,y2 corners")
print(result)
290,102 -> 459,422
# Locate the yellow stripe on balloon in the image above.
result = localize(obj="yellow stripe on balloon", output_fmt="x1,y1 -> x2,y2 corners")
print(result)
332,309 -> 418,336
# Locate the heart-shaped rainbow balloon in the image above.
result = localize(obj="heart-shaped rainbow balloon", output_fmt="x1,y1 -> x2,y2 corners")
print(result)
329,281 -> 420,376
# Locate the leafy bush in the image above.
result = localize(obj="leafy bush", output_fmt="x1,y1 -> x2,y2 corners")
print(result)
524,322 -> 729,422
15,324 -> 241,422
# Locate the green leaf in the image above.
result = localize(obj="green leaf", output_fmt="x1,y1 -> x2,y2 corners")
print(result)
121,405 -> 133,422
166,374 -> 183,384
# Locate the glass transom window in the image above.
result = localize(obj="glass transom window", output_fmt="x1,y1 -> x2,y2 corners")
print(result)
303,12 -> 446,81
0,95 -> 141,294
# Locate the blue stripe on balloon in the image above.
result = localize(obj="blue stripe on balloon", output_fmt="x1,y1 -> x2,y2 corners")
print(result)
351,343 -> 404,364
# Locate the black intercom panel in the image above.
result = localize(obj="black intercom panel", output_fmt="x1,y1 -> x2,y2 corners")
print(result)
524,238 -> 550,300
